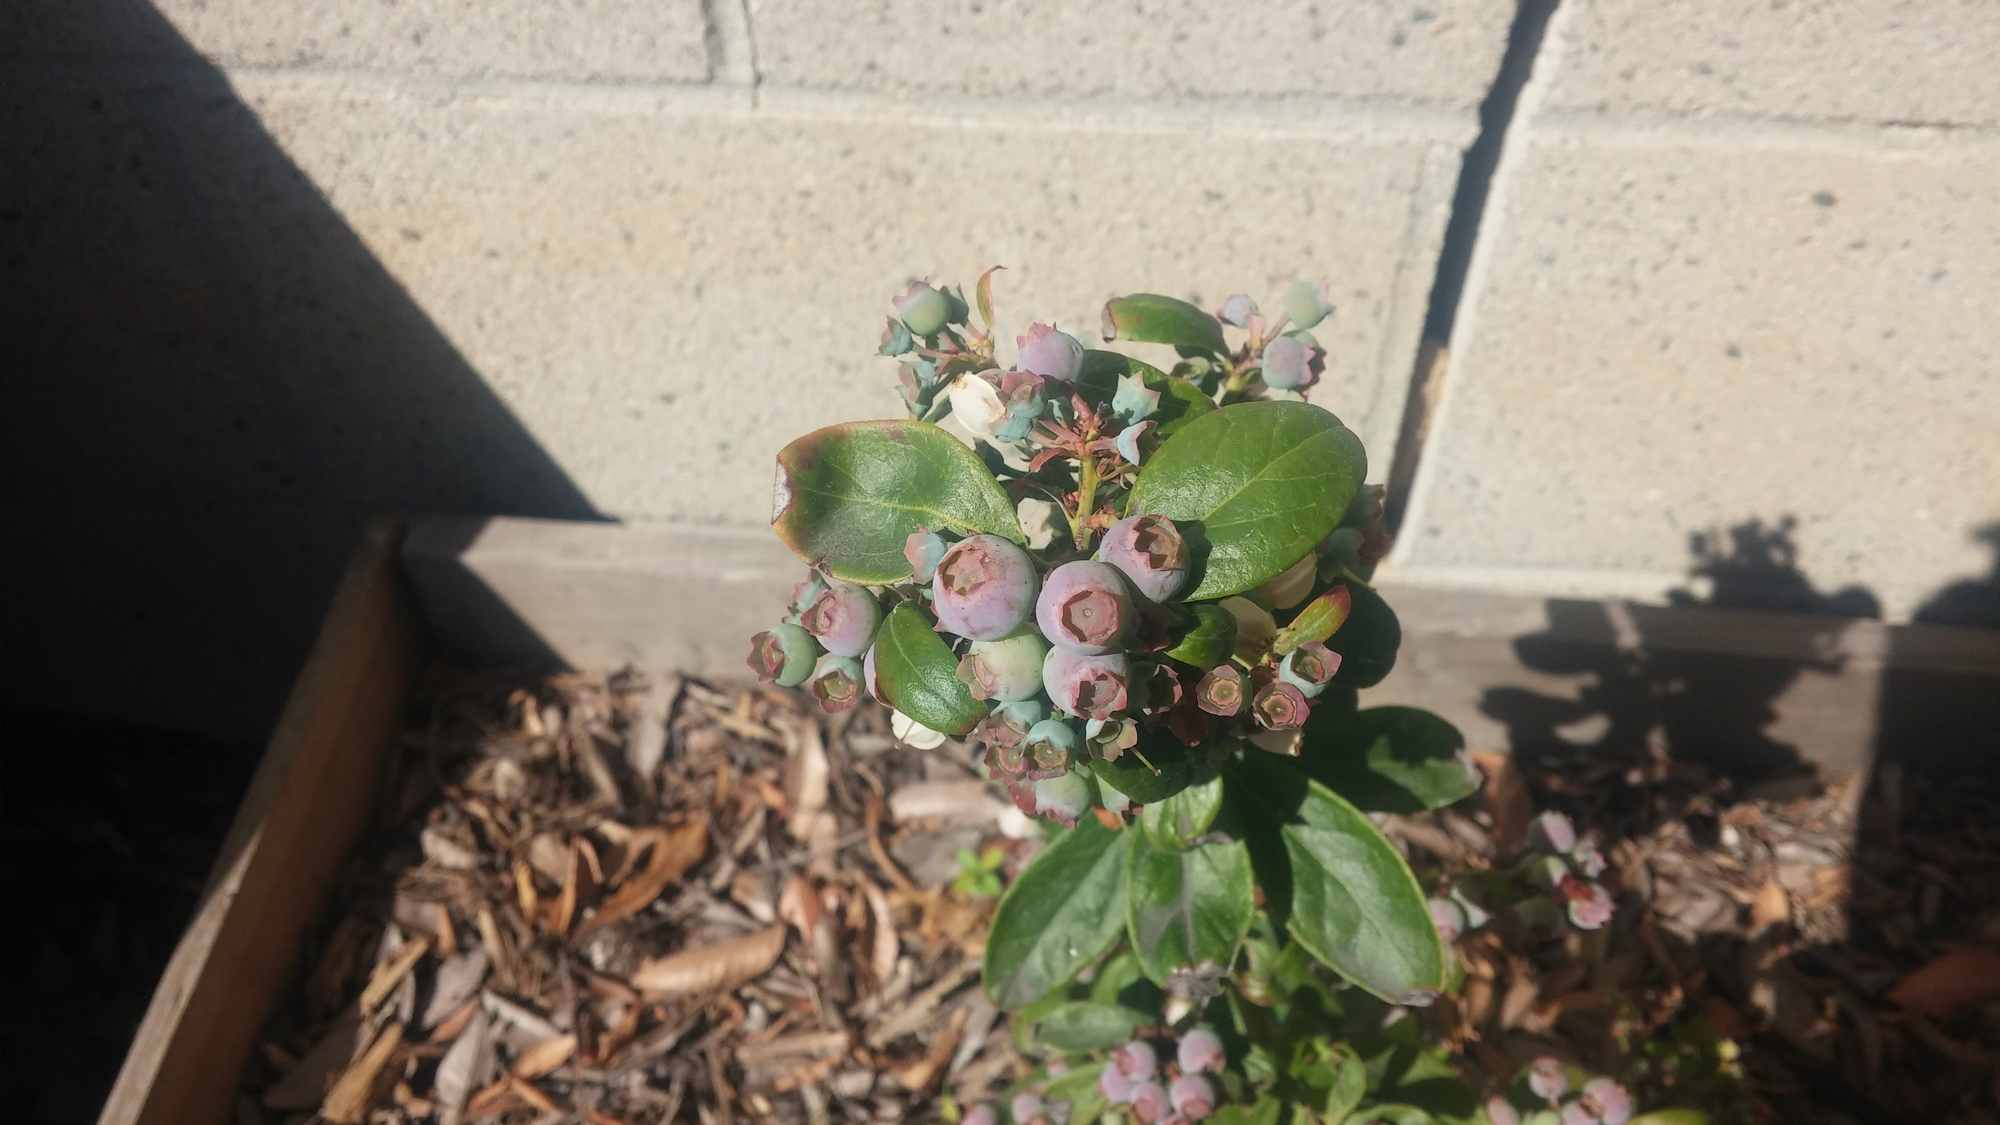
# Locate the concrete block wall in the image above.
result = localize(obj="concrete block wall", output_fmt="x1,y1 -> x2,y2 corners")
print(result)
1391,0 -> 2000,625
4,0 -> 1511,738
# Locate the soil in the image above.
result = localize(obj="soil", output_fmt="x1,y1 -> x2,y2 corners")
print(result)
150,666 -> 2000,1123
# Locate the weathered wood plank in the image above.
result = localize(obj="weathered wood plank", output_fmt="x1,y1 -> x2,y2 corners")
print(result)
100,521 -> 422,1125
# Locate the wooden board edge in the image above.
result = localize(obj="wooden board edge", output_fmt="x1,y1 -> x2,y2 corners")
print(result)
99,519 -> 424,1125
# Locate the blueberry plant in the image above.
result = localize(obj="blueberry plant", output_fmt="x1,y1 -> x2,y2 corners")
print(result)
750,274 -> 1669,1124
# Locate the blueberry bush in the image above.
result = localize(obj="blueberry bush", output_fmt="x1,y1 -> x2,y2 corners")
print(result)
750,274 -> 1687,1124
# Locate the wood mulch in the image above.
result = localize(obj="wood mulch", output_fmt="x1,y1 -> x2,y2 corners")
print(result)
238,667 -> 2000,1124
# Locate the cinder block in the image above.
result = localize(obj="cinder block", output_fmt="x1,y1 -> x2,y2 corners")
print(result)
239,80 -> 1464,525
748,0 -> 1513,109
9,0 -> 713,82
1393,134 -> 2000,622
1541,0 -> 2000,127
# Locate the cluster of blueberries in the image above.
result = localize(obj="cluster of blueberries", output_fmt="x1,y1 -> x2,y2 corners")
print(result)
962,1027 -> 1228,1124
1484,1057 -> 1635,1125
748,512 -> 1350,825
1428,811 -> 1616,945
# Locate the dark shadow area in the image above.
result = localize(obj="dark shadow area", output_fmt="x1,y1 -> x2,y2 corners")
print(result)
4,4 -> 603,1115
1471,516 -> 2000,1122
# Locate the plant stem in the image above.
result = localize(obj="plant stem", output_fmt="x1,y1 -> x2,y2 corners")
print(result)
1071,455 -> 1100,551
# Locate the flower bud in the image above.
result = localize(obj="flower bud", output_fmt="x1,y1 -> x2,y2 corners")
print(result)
1032,769 -> 1094,826
747,623 -> 820,687
799,581 -> 881,658
933,534 -> 1039,640
1527,1057 -> 1568,1103
1042,647 -> 1133,720
1022,718 -> 1081,780
992,369 -> 1049,443
1016,322 -> 1083,383
1097,514 -> 1191,602
947,370 -> 1009,444
904,529 -> 948,582
1261,332 -> 1322,390
956,629 -> 1050,702
1580,1078 -> 1633,1125
1194,665 -> 1246,717
1217,293 -> 1257,327
1251,681 -> 1311,730
890,709 -> 946,750
1112,1040 -> 1159,1081
1035,561 -> 1135,653
1176,1027 -> 1225,1074
879,316 -> 914,356
807,654 -> 864,713
1168,1074 -> 1215,1120
894,280 -> 950,337
1278,642 -> 1341,698
1282,279 -> 1333,330
1251,552 -> 1317,610
1128,1081 -> 1169,1123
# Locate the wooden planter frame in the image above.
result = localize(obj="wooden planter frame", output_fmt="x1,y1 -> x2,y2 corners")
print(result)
99,517 -> 2000,1124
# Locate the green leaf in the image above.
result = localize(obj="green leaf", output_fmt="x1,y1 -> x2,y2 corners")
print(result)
1289,1040 -> 1367,1120
1228,755 -> 1445,1003
873,604 -> 987,737
985,817 -> 1134,1008
1077,350 -> 1217,439
1126,832 -> 1255,983
1130,402 -> 1365,601
1027,1001 -> 1150,1053
1273,585 -> 1353,656
1101,293 -> 1228,355
771,419 -> 1023,583
1351,1106 -> 1436,1124
1210,1097 -> 1284,1125
1139,771 -> 1225,850
1629,1112 -> 1713,1125
1304,708 -> 1478,814
1162,603 -> 1239,669
1327,584 -> 1400,688
1090,735 -> 1209,804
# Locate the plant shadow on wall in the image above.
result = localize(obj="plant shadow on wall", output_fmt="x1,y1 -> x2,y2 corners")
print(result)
1474,517 -> 2000,1123
6,4 -> 600,1119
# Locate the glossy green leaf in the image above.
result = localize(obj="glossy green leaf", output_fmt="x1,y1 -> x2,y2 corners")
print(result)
1326,584 -> 1400,688
1129,402 -> 1366,601
771,419 -> 1022,583
1209,1097 -> 1284,1125
1273,585 -> 1353,656
1077,350 -> 1217,439
1229,755 -> 1445,1003
1101,293 -> 1228,354
985,817 -> 1134,1008
1139,771 -> 1225,850
1027,1001 -> 1149,1053
1352,1106 -> 1436,1124
872,604 -> 987,737
1162,603 -> 1239,669
1289,1040 -> 1366,1120
1126,832 -> 1255,983
1090,735 -> 1208,804
1304,707 -> 1478,814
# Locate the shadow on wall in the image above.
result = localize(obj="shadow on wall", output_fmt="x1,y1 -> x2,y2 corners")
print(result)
1,1 -> 605,745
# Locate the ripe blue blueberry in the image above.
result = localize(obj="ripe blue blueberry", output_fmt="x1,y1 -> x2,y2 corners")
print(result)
1036,561 -> 1135,653
1097,515 -> 1191,603
932,535 -> 1039,641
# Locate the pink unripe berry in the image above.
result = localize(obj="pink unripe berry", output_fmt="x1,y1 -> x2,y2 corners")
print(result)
1581,1078 -> 1633,1125
1112,1039 -> 1158,1082
1015,322 -> 1084,382
1527,1056 -> 1568,1103
932,535 -> 1039,641
1128,1080 -> 1169,1122
1484,1096 -> 1521,1125
1168,1075 -> 1215,1120
1098,515 -> 1192,602
1194,666 -> 1246,717
1035,561 -> 1135,653
1100,1064 -> 1139,1104
807,654 -> 864,713
1042,647 -> 1133,720
1176,1027 -> 1225,1074
1251,681 -> 1311,730
799,581 -> 881,658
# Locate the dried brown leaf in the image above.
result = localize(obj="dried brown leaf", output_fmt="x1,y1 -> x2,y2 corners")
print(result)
1749,877 -> 1790,936
512,1033 -> 578,1080
630,925 -> 787,997
575,816 -> 710,939
1886,946 -> 2000,1019
320,1021 -> 404,1124
360,936 -> 431,1013
861,880 -> 899,986
1470,749 -> 1533,852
